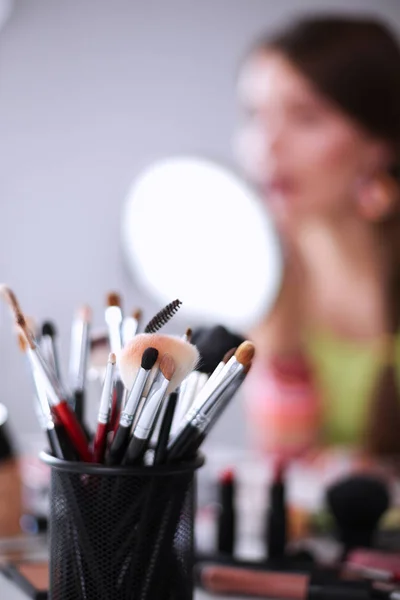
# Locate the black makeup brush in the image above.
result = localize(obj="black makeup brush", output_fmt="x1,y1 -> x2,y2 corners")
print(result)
144,299 -> 182,334
153,391 -> 178,465
191,325 -> 246,375
326,474 -> 390,558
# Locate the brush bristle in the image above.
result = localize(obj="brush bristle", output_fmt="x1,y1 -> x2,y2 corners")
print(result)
132,308 -> 142,321
223,348 -> 236,364
15,326 -> 28,353
185,328 -> 192,342
106,292 -> 121,308
42,321 -> 56,337
144,299 -> 182,334
16,314 -> 35,350
141,347 -> 159,370
118,333 -> 199,395
0,285 -> 23,320
235,341 -> 255,367
160,353 -> 176,381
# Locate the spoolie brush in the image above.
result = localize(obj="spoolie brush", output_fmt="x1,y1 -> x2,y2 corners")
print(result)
144,299 -> 182,334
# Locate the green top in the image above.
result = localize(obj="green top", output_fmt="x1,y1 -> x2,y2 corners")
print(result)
307,331 -> 400,446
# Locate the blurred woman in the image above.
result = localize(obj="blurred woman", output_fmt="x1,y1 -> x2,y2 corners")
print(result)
235,16 -> 400,460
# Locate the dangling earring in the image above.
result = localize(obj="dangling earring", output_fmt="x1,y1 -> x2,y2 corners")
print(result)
356,170 -> 400,221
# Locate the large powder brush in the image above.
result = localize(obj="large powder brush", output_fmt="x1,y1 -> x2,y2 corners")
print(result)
191,325 -> 246,375
118,333 -> 199,396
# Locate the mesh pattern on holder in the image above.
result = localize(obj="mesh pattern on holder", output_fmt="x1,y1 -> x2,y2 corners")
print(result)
41,452 -> 201,600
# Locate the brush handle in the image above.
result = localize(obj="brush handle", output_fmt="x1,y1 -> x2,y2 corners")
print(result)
110,379 -> 124,432
93,422 -> 109,464
107,423 -> 131,466
74,389 -> 85,422
54,423 -> 78,460
45,425 -> 64,459
123,435 -> 147,465
53,401 -> 92,462
167,422 -> 201,462
154,392 -> 178,465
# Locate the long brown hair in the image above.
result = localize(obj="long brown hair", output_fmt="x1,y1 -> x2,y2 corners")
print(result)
251,16 -> 400,455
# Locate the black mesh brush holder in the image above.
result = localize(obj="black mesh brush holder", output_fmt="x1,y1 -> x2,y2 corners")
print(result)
40,451 -> 204,600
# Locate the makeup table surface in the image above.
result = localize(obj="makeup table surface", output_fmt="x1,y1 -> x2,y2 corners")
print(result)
0,573 -> 252,600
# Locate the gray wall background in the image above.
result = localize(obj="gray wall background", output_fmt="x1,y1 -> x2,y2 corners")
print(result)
0,0 -> 399,452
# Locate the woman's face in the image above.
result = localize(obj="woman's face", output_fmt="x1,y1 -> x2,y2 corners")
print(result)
235,51 -> 389,225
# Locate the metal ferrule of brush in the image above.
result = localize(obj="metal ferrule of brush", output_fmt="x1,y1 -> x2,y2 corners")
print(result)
189,357 -> 241,417
186,362 -> 243,424
119,410 -> 134,428
105,306 -> 123,354
201,374 -> 245,435
133,380 -> 168,440
121,368 -> 150,426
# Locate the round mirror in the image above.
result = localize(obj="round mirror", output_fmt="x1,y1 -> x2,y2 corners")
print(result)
122,157 -> 283,331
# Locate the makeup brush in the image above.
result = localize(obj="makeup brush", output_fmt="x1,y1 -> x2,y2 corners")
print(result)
167,343 -> 254,460
118,332 -> 199,399
105,292 -> 123,354
40,321 -> 61,380
153,391 -> 178,465
17,313 -> 92,462
107,347 -> 159,466
187,342 -> 254,419
326,475 -> 390,557
0,284 -> 24,317
204,348 -> 236,391
17,329 -> 65,459
69,305 -> 91,421
143,299 -> 182,334
92,353 -> 116,463
16,326 -> 77,460
172,348 -> 236,433
105,293 -> 126,432
172,371 -> 208,434
170,370 -> 247,461
124,354 -> 176,465
122,309 -> 142,346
